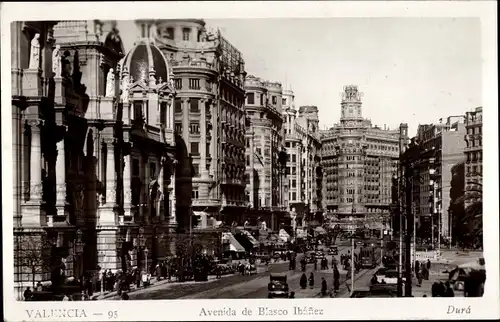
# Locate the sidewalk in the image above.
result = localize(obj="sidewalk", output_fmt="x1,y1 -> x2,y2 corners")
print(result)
92,264 -> 270,300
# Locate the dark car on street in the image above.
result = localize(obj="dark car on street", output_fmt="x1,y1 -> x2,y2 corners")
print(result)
268,274 -> 289,298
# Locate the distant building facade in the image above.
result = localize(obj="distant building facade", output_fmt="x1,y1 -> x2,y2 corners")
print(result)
320,86 -> 400,234
464,107 -> 483,209
282,93 -> 324,234
414,116 -> 466,242
244,75 -> 287,231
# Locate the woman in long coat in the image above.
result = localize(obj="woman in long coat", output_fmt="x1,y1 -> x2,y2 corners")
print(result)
300,273 -> 307,289
333,268 -> 340,292
309,272 -> 315,288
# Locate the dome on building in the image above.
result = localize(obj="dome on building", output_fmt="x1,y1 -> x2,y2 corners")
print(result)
120,39 -> 170,84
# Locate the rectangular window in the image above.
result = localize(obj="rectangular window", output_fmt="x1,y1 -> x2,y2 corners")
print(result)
272,96 -> 277,105
174,78 -> 182,89
175,99 -> 182,113
133,102 -> 143,120
166,27 -> 174,40
292,180 -> 296,188
260,94 -> 264,106
132,159 -> 140,177
292,192 -> 296,200
160,102 -> 166,124
192,189 -> 199,199
292,167 -> 296,175
190,142 -> 199,155
282,98 -> 287,105
247,93 -> 255,105
190,98 -> 200,112
150,162 -> 156,178
189,79 -> 200,90
206,143 -> 211,158
246,155 -> 250,166
192,164 -> 199,177
175,122 -> 182,133
190,122 -> 200,134
292,154 -> 296,162
182,28 -> 191,41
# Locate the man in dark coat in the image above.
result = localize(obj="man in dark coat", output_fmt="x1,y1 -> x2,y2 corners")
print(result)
300,273 -> 307,289
426,259 -> 431,269
321,277 -> 328,297
309,272 -> 315,288
24,287 -> 32,301
333,268 -> 340,293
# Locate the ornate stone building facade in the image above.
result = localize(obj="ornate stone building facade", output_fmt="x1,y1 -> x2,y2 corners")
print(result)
321,86 -> 400,233
152,19 -> 247,228
244,75 -> 287,231
11,20 -> 177,297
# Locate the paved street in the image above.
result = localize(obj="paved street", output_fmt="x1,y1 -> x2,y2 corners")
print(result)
116,244 -> 363,300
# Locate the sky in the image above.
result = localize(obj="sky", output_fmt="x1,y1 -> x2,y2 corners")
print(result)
117,18 -> 482,136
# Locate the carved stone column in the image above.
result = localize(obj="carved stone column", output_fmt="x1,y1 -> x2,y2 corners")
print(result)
12,107 -> 21,227
123,150 -> 132,219
55,128 -> 68,218
139,151 -> 146,223
29,120 -> 43,201
158,156 -> 164,221
167,157 -> 177,225
21,119 -> 45,227
105,138 -> 117,206
98,137 -> 117,226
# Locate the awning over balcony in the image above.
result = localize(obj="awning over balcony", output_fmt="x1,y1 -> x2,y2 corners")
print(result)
222,232 -> 245,253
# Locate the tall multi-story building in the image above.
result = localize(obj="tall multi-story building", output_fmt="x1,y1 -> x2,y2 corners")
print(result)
414,116 -> 466,242
244,75 -> 287,231
321,85 -> 400,234
11,20 -> 178,298
464,107 -> 483,209
153,19 -> 247,228
282,93 -> 324,235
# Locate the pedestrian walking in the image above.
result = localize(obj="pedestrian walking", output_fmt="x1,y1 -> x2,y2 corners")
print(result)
300,273 -> 307,289
415,260 -> 420,275
155,264 -> 162,281
314,259 -> 318,271
321,278 -> 327,297
23,287 -> 32,301
444,281 -> 455,297
426,259 -> 431,270
416,271 -> 423,287
309,272 -> 315,289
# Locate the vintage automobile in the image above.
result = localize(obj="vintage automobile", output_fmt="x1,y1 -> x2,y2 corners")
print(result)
268,274 -> 289,298
328,246 -> 339,256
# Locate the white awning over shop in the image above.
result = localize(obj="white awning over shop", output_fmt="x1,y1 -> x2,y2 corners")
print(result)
279,229 -> 291,242
241,230 -> 260,248
222,232 -> 245,253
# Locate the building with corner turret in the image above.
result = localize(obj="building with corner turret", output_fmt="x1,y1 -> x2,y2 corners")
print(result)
320,85 -> 401,235
151,19 -> 248,230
